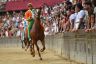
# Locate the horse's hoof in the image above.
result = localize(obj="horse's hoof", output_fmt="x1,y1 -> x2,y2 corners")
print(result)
40,48 -> 45,52
40,58 -> 42,60
31,53 -> 35,57
32,54 -> 35,57
31,53 -> 33,55
22,46 -> 25,49
40,49 -> 43,52
25,49 -> 27,51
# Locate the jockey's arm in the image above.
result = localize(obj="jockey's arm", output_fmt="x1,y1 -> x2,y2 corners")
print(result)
27,17 -> 33,22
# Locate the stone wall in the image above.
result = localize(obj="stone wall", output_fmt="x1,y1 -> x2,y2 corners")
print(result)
0,37 -> 21,48
45,31 -> 96,64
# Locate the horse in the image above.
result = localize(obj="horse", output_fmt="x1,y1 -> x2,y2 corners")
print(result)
29,8 -> 45,60
22,8 -> 45,60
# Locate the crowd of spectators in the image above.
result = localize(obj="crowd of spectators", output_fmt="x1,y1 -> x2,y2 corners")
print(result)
0,12 -> 24,38
0,0 -> 96,37
42,0 -> 96,35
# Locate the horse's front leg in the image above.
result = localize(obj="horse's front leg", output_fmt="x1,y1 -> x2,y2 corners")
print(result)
35,41 -> 42,60
40,40 -> 45,52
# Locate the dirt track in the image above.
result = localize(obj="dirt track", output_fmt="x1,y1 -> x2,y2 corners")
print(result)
0,47 -> 79,64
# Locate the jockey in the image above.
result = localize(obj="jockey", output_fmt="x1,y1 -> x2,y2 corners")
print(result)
25,3 -> 35,41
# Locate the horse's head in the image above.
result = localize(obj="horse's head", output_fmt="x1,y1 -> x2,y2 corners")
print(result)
34,8 -> 42,20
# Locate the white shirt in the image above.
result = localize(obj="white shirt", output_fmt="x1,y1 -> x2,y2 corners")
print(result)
12,17 -> 16,22
69,13 -> 77,22
45,7 -> 48,13
94,7 -> 96,14
75,10 -> 85,23
6,20 -> 10,25
16,30 -> 20,37
16,17 -> 20,22
74,10 -> 85,30
19,22 -> 24,28
5,31 -> 8,37
44,27 -> 50,36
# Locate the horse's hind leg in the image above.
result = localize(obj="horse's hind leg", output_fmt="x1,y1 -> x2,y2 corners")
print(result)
35,42 -> 42,60
40,40 -> 45,52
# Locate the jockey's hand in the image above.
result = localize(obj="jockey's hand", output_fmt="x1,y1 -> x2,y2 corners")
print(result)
30,17 -> 32,19
27,17 -> 32,21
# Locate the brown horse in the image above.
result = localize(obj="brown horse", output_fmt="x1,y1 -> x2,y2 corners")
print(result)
30,8 -> 45,60
23,8 -> 45,60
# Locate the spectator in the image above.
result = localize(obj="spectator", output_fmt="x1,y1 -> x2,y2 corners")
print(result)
84,1 -> 95,32
5,28 -> 9,37
69,5 -> 77,31
72,3 -> 85,32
